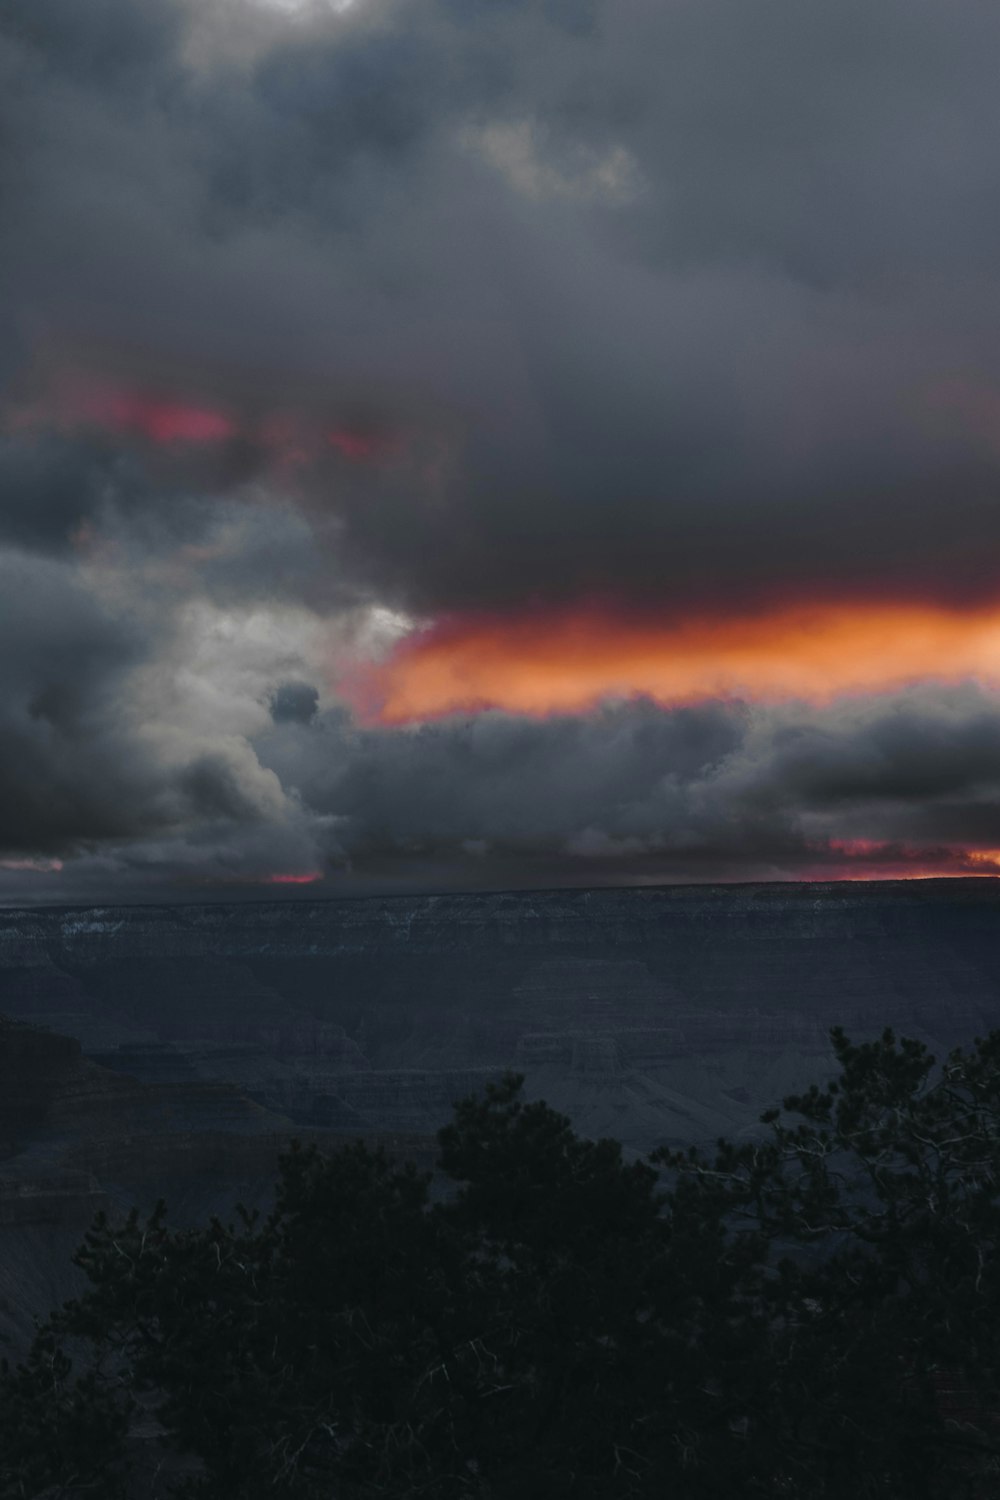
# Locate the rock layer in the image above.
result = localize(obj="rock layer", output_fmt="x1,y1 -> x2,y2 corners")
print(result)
3,880 -> 999,1155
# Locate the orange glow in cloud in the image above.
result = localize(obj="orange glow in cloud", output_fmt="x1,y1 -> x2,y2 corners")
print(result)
802,840 -> 1000,882
0,857 -> 64,873
356,601 -> 1000,724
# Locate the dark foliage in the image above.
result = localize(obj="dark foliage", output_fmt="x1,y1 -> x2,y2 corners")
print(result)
4,1031 -> 1000,1497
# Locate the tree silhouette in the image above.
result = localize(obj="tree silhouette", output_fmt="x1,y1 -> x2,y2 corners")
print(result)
4,1031 -> 1000,1497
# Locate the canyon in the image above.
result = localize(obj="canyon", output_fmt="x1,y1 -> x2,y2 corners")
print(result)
2,878 -> 1000,1348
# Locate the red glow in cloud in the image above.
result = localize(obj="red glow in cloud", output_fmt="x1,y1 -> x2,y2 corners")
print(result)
263,871 -> 324,885
7,375 -> 387,463
8,378 -> 236,447
83,390 -> 236,445
354,600 -> 1000,724
327,427 -> 384,460
825,839 -> 889,859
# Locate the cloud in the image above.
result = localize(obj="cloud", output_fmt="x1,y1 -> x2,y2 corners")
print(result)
6,1 -> 1000,894
248,687 -> 1000,883
0,549 -> 156,853
0,542 -> 324,866
270,680 -> 320,724
459,118 -> 642,204
0,436 -> 111,555
7,0 -> 1000,620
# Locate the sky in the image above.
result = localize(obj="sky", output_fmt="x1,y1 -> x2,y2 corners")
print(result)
5,0 -> 1000,902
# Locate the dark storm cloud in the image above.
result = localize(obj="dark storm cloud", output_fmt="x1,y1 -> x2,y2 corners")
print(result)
4,0 -> 181,80
0,437 -> 105,554
0,551 -> 154,852
7,0 -> 1000,890
6,0 -> 1000,617
249,689 -> 1000,878
9,674 -> 1000,892
270,681 -> 319,725
0,431 -> 305,593
674,689 -> 1000,864
748,706 -> 1000,807
0,543 -> 297,859
174,751 -> 278,823
281,698 -> 747,858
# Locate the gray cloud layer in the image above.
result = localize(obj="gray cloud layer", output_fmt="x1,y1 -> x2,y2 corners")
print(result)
3,0 -> 1000,895
253,687 -> 1000,874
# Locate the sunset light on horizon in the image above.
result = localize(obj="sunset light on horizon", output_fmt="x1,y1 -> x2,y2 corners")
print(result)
354,600 -> 1000,725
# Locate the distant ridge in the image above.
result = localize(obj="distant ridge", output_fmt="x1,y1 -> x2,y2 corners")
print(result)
5,871 -> 1000,920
